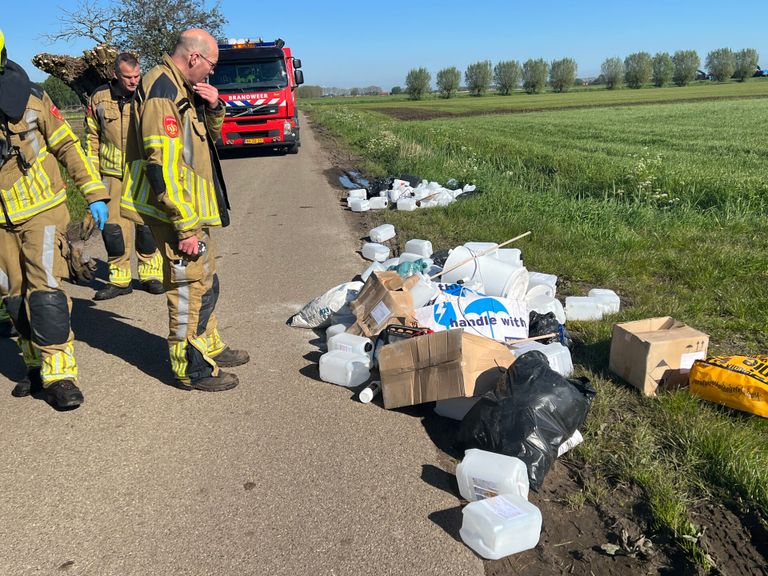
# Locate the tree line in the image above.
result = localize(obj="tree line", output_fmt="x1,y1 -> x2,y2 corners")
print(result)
404,48 -> 761,99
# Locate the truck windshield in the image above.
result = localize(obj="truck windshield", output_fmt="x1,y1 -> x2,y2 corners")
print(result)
210,59 -> 288,90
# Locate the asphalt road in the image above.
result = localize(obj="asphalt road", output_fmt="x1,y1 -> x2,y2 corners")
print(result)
0,115 -> 483,576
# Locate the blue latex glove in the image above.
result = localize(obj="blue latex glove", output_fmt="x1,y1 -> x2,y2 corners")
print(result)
89,201 -> 108,231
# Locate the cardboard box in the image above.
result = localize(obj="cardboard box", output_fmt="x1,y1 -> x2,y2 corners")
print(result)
348,271 -> 418,337
609,317 -> 709,396
379,329 -> 515,409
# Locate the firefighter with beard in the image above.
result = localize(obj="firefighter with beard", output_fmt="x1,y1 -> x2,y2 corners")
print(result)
121,29 -> 248,391
86,52 -> 165,300
0,29 -> 109,408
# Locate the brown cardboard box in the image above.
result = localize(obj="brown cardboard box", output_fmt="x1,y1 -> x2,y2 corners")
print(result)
609,316 -> 709,396
347,271 -> 419,337
379,329 -> 515,409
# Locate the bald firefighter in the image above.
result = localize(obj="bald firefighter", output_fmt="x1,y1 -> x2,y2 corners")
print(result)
122,29 -> 248,391
85,53 -> 164,300
0,30 -> 109,408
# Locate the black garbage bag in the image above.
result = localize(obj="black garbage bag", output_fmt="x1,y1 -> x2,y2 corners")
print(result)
528,310 -> 573,349
399,173 -> 422,187
456,350 -> 596,491
368,177 -> 393,198
430,249 -> 450,268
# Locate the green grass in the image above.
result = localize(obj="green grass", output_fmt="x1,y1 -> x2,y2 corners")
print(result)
307,91 -> 768,570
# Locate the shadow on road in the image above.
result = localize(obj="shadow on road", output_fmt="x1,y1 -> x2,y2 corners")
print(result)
428,505 -> 465,544
71,298 -> 170,384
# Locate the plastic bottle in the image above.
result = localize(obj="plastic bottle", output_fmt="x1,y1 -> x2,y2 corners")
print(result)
361,243 -> 390,262
318,350 -> 371,387
565,296 -> 603,321
369,223 -> 396,243
346,189 -> 367,200
396,197 -> 417,211
327,333 -> 374,360
358,380 -> 381,403
349,198 -> 370,212
460,494 -> 542,560
325,323 -> 349,341
405,239 -> 433,258
456,448 -> 530,502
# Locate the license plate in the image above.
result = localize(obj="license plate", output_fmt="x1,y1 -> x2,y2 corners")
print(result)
244,137 -> 264,144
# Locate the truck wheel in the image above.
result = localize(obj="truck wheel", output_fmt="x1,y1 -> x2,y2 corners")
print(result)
287,142 -> 299,154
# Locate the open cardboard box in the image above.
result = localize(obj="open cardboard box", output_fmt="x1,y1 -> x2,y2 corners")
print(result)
378,328 -> 515,409
609,316 -> 709,396
347,271 -> 419,337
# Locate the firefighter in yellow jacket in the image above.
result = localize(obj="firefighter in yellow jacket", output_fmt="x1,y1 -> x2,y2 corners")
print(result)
85,53 -> 164,300
121,29 -> 248,391
0,30 -> 109,408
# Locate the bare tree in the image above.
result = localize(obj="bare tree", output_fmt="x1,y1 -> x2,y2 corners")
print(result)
41,0 -> 122,45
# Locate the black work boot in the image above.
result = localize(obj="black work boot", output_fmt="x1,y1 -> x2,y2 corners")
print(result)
11,367 -> 43,398
0,320 -> 16,338
94,284 -> 133,301
212,347 -> 250,368
182,370 -> 239,392
44,380 -> 84,409
139,279 -> 165,294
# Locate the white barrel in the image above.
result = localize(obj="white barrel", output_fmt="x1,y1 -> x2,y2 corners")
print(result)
442,246 -> 528,298
369,223 -> 396,243
361,243 -> 390,262
456,448 -> 530,502
565,296 -> 603,321
463,242 -> 499,257
460,494 -> 542,560
327,333 -> 374,360
404,239 -> 433,258
369,196 -> 389,209
318,350 -> 371,387
349,198 -> 370,212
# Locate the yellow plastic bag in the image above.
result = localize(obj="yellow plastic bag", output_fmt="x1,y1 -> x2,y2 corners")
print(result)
689,356 -> 768,417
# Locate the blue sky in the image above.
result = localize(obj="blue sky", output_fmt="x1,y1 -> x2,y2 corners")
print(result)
3,0 -> 768,90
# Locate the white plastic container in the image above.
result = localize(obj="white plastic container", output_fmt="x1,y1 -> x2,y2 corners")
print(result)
526,283 -> 555,301
381,257 -> 400,269
325,322 -> 351,341
318,350 -> 371,387
408,275 -> 441,308
511,341 -> 573,377
361,242 -> 390,262
527,271 -> 558,297
327,333 -> 374,360
527,294 -> 566,325
434,396 -> 482,421
349,198 -> 370,212
565,296 -> 603,321
361,261 -> 386,282
457,449 -> 530,501
397,252 -> 427,263
397,197 -> 418,211
387,187 -> 407,203
463,242 -> 499,257
404,239 -> 433,259
442,246 -> 528,299
460,494 -> 542,560
496,248 -> 522,267
346,188 -> 367,200
588,288 -> 620,315
368,196 -> 389,210
369,223 -> 396,243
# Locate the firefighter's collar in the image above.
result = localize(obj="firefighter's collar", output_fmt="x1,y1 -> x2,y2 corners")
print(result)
0,60 -> 31,121
162,53 -> 196,94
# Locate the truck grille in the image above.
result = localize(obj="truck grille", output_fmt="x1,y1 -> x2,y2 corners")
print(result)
225,105 -> 279,117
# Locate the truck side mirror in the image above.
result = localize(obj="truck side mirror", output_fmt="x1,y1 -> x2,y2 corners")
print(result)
294,70 -> 304,86
293,58 -> 302,69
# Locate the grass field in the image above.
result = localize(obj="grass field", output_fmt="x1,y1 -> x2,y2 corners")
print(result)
305,86 -> 768,570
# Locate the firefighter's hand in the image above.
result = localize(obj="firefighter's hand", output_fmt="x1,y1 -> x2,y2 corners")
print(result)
194,83 -> 220,109
178,236 -> 199,256
88,201 -> 108,231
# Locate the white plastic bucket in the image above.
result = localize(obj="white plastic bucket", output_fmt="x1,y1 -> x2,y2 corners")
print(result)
441,247 -> 528,299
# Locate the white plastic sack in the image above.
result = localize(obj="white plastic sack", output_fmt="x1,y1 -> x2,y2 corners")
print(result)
289,281 -> 364,329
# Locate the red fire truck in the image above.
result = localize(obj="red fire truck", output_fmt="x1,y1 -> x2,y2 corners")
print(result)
210,38 -> 304,153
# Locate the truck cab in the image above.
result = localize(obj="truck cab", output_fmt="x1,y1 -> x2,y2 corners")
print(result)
210,38 -> 304,153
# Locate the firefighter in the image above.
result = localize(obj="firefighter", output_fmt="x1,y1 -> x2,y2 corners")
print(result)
85,53 -> 164,300
0,29 -> 110,408
121,29 -> 249,391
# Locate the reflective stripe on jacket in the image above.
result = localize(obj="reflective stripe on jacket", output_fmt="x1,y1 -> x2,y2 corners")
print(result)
85,80 -> 130,178
0,86 -> 108,225
121,54 -> 229,239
